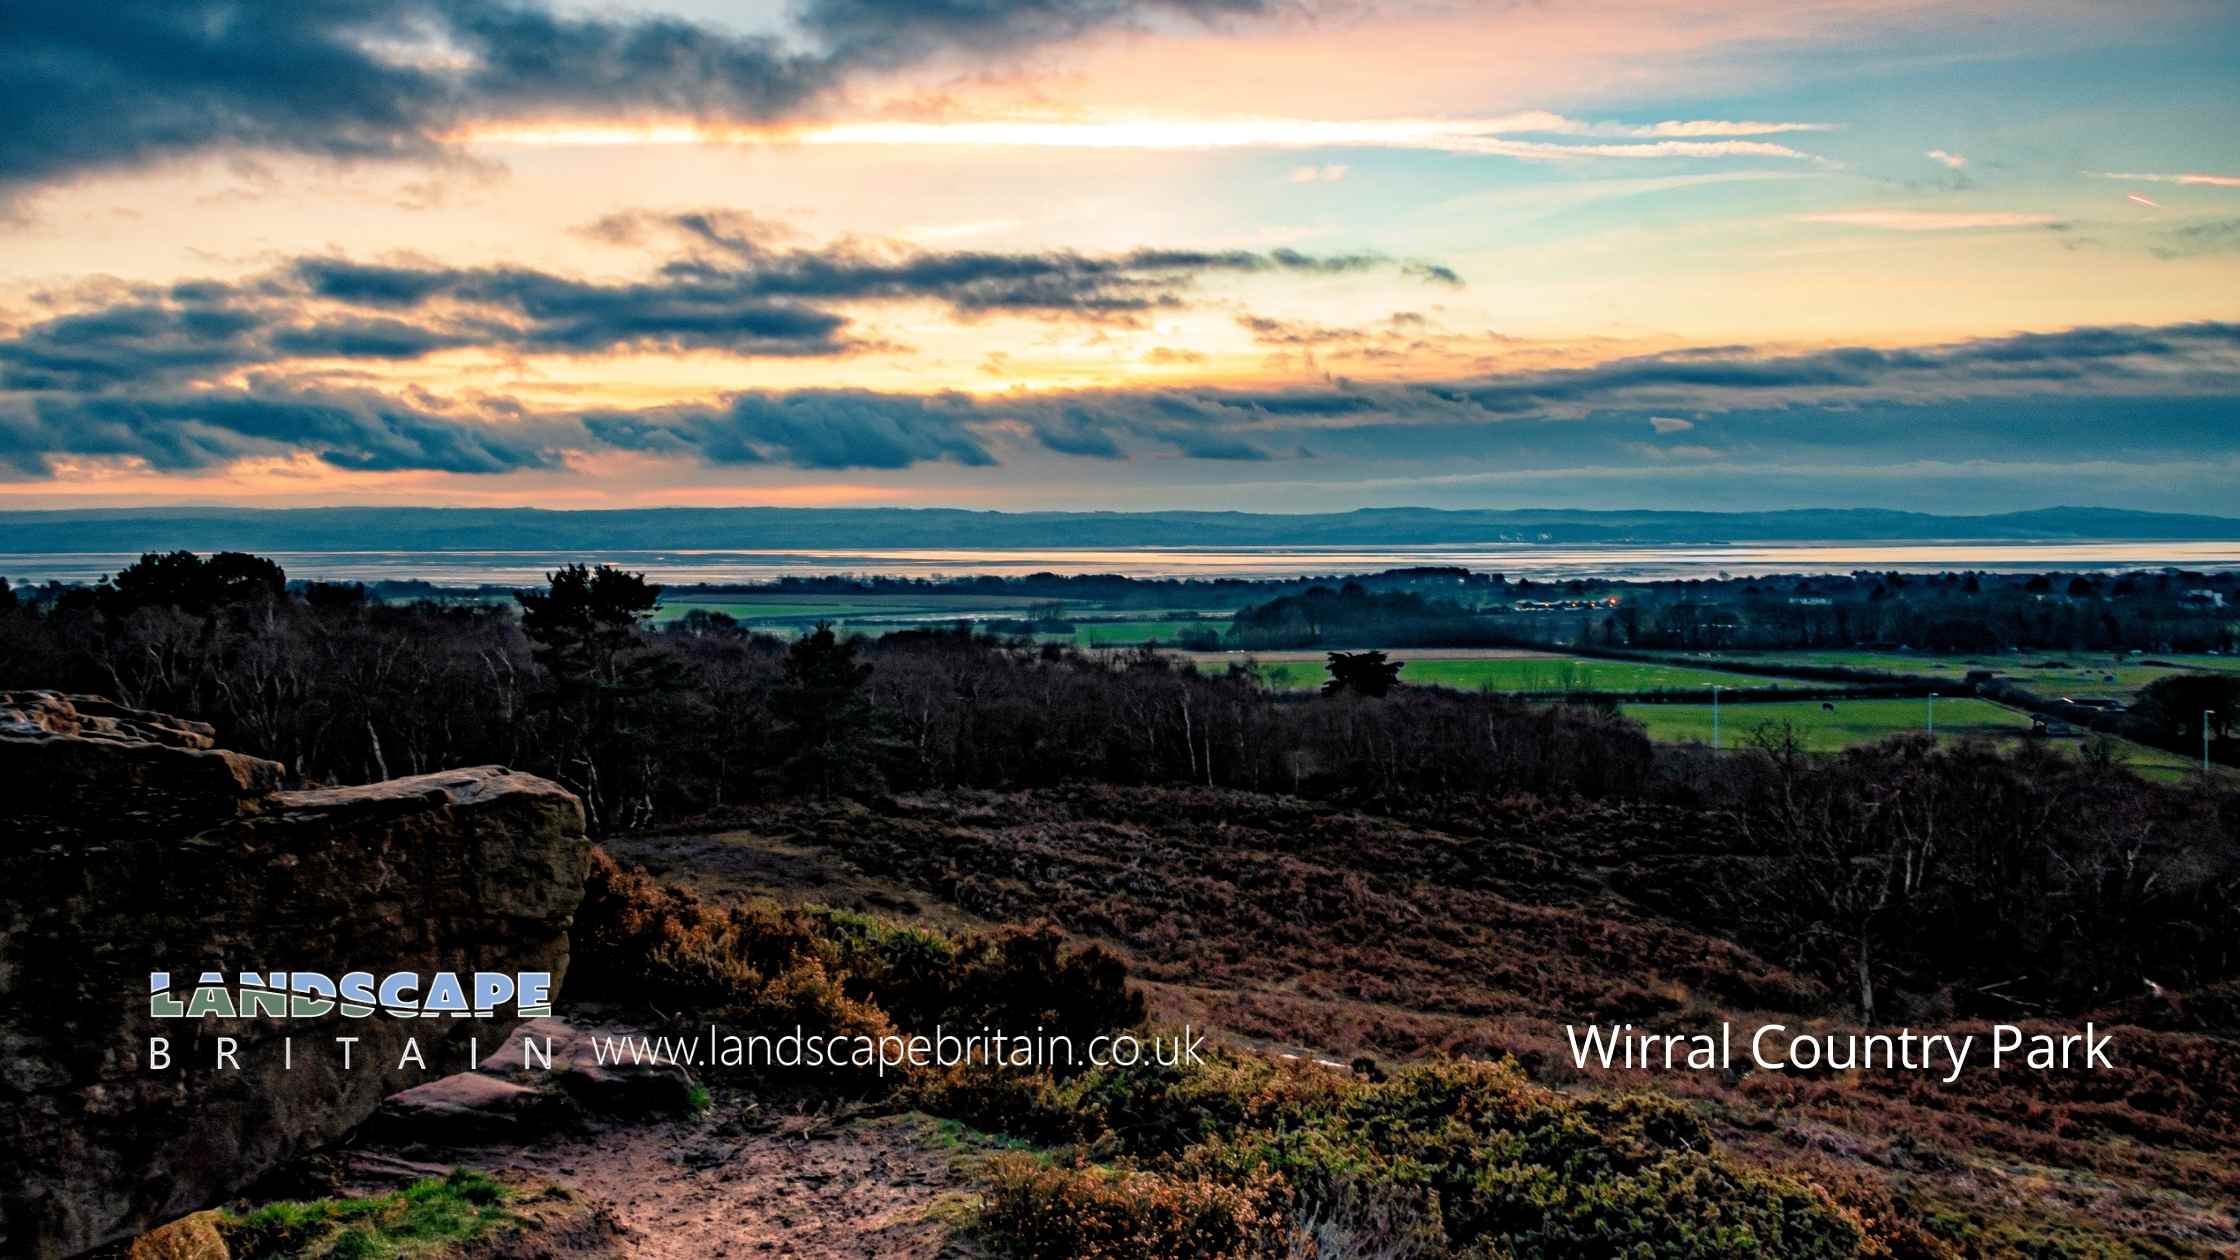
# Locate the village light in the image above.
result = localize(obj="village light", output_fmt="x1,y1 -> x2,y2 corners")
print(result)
1711,684 -> 1723,750
1927,692 -> 1938,737
2210,710 -> 2219,775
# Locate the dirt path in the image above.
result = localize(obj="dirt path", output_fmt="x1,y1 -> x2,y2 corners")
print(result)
353,1018 -> 980,1259
458,1111 -> 975,1260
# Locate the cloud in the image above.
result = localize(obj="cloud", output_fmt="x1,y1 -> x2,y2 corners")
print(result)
0,0 -> 1273,197
1798,210 -> 2061,231
2150,218 -> 2240,260
2087,171 -> 2240,189
794,0 -> 1269,69
1143,346 -> 1207,365
0,387 -> 560,478
773,117 -> 1829,162
1634,120 -> 1839,137
1925,149 -> 1967,169
1288,163 -> 1349,183
1400,261 -> 1464,286
1648,416 -> 1695,434
7,321 -> 2237,480
587,392 -> 998,470
0,232 -> 1459,394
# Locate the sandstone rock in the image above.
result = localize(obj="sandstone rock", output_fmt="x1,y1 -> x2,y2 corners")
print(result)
0,694 -> 591,1259
555,1060 -> 700,1118
367,1016 -> 699,1151
364,1072 -> 585,1146
2,692 -> 283,832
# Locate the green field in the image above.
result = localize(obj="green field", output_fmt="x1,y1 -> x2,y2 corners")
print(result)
1662,649 -> 2240,701
1257,655 -> 1803,694
1624,696 -> 2023,747
1074,619 -> 1227,646
652,593 -> 1063,626
1624,696 -> 2218,782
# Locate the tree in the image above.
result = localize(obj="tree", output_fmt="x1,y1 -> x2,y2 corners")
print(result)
516,564 -> 682,831
100,550 -> 285,617
517,564 -> 663,688
1738,725 -> 1943,1023
1323,650 -> 1403,698
2132,672 -> 2240,749
773,621 -> 875,795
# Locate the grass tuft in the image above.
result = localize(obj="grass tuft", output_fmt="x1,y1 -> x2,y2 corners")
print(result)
220,1169 -> 514,1259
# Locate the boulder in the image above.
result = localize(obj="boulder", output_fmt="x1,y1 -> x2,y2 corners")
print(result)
0,693 -> 592,1259
367,1017 -> 700,1149
361,1072 -> 584,1146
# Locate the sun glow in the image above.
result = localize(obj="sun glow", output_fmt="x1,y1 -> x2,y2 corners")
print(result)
452,114 -> 1827,160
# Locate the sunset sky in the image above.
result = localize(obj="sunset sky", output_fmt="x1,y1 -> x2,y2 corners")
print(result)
3,0 -> 2237,513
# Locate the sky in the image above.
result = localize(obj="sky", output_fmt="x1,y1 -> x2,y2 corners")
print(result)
2,0 -> 2237,515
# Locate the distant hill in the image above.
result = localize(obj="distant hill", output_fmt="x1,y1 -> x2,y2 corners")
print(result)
2,504 -> 2237,554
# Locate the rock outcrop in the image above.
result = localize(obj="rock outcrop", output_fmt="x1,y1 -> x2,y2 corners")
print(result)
0,692 -> 592,1259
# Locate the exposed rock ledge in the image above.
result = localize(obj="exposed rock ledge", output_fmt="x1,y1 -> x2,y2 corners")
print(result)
0,693 -> 591,1259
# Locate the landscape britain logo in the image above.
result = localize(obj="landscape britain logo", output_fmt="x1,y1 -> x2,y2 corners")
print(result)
149,970 -> 555,1020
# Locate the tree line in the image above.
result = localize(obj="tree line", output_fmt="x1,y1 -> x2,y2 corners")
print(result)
0,554 -> 1648,831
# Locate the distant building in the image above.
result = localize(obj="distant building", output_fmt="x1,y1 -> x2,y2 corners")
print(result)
2061,696 -> 2126,713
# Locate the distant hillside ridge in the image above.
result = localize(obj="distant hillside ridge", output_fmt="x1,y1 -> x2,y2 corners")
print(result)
2,504 -> 2238,553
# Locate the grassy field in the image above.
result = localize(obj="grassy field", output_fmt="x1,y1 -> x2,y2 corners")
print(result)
652,593 -> 1064,626
1624,696 -> 2022,747
1073,619 -> 1226,646
1662,648 -> 2240,700
1257,654 -> 1805,694
1625,696 -> 2218,781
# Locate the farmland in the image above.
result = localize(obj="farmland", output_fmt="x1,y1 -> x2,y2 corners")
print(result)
1623,695 -> 2219,780
1657,648 -> 2240,700
651,594 -> 1247,643
1251,652 -> 1806,694
651,591 -> 1070,628
1623,696 -> 2023,747
1071,617 -> 1226,646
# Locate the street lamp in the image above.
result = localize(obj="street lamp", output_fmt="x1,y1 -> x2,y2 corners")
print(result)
2209,710 -> 2219,775
1926,692 -> 1938,737
1711,685 -> 1724,750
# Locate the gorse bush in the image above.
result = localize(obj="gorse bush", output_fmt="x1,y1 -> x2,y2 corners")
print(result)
979,1158 -> 1293,1260
566,849 -> 1142,1082
919,1054 -> 1869,1259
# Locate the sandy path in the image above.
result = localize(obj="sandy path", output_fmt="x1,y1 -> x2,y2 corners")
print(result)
461,1112 -> 974,1260
357,1018 -> 978,1259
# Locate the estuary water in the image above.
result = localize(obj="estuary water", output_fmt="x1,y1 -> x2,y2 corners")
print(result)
4,541 -> 2238,586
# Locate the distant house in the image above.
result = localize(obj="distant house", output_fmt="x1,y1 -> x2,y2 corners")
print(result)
2061,696 -> 2126,713
1511,597 -> 1619,613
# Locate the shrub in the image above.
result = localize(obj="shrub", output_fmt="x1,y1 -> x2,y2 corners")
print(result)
942,1053 -> 1867,1260
566,850 -> 1142,1085
979,1156 -> 1290,1260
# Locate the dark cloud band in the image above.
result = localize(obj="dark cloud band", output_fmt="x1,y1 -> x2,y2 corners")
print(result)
3,321 -> 2235,478
0,235 -> 1457,394
0,0 -> 1271,196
